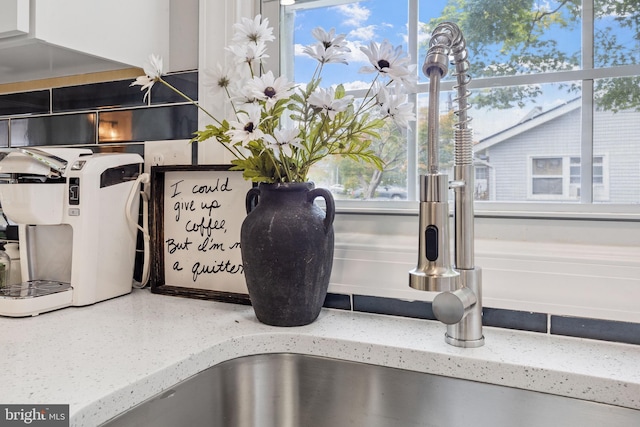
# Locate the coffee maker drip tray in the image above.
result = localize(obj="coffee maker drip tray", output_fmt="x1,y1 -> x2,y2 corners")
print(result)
0,280 -> 72,299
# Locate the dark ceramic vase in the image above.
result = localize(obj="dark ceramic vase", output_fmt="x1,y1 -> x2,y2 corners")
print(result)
241,182 -> 335,326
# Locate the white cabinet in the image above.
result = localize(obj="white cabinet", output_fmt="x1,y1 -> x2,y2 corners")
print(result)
0,0 -> 29,39
0,0 -> 171,84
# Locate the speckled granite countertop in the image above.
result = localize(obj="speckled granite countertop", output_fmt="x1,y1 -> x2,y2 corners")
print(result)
0,289 -> 638,426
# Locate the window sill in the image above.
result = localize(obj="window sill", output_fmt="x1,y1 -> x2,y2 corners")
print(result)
332,199 -> 640,221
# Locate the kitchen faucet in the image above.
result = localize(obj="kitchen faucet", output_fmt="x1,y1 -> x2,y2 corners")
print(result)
409,22 -> 484,348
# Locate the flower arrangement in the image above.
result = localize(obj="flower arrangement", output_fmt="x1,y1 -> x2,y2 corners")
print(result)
132,15 -> 416,183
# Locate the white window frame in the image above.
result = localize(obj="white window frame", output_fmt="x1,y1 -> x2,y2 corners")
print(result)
526,155 -> 610,201
528,156 -> 567,200
255,0 -> 640,323
264,0 -> 640,214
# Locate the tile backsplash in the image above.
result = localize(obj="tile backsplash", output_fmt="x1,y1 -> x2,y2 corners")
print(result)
325,293 -> 640,346
0,71 -> 198,149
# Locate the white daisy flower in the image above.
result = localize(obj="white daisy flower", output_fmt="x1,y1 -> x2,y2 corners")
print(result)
247,71 -> 295,109
311,27 -> 349,50
303,43 -> 349,65
226,105 -> 264,146
232,15 -> 275,45
263,128 -> 303,157
359,40 -> 413,83
303,27 -> 350,64
377,86 -> 416,128
308,87 -> 353,120
203,63 -> 240,96
373,81 -> 388,107
130,54 -> 164,102
390,63 -> 418,92
231,87 -> 261,107
226,41 -> 269,67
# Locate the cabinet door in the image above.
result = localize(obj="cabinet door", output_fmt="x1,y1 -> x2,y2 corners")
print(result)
0,0 -> 29,39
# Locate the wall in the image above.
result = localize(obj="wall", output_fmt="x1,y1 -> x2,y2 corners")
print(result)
197,0 -> 260,164
33,0 -> 170,70
0,72 -> 198,148
170,0 -> 199,72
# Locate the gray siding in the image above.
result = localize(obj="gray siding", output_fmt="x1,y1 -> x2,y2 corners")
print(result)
477,108 -> 640,203
594,109 -> 640,203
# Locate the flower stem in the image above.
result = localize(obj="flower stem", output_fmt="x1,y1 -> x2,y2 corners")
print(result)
159,78 -> 223,126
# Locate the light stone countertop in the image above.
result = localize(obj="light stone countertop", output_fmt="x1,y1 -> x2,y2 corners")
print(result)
0,289 -> 639,427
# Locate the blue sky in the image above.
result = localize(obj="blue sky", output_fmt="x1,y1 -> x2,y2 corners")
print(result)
286,0 -> 574,138
288,0 -> 584,88
285,0 -> 632,139
291,1 -> 419,87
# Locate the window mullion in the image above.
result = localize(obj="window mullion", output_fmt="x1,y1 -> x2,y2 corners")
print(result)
407,0 -> 418,199
581,0 -> 595,203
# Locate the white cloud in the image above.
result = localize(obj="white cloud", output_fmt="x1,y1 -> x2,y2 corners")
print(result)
343,40 -> 370,65
341,80 -> 372,91
394,22 -> 431,53
334,4 -> 371,27
417,21 -> 431,45
294,43 -> 306,57
293,40 -> 368,68
347,25 -> 376,42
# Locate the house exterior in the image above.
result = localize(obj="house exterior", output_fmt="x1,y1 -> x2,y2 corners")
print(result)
473,99 -> 640,204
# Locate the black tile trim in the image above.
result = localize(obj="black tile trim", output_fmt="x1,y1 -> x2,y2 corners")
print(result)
483,307 -> 547,333
347,295 -> 640,345
9,113 -> 97,146
353,295 -> 436,320
323,293 -> 351,310
151,71 -> 198,104
0,90 -> 50,116
0,120 -> 8,148
53,79 -> 146,112
97,104 -> 197,143
550,315 -> 640,346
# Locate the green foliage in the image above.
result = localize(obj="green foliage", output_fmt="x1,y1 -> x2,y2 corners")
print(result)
185,76 -> 386,184
426,0 -> 639,111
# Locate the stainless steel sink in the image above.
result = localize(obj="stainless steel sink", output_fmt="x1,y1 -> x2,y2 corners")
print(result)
102,353 -> 640,427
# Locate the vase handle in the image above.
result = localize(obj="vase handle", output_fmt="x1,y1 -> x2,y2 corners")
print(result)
308,188 -> 335,234
245,187 -> 261,214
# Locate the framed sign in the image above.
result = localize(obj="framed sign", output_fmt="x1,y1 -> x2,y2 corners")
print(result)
149,164 -> 252,304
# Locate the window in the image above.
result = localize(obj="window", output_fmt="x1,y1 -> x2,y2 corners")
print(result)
527,155 -> 608,200
272,0 -> 640,207
474,165 -> 490,200
531,157 -> 564,197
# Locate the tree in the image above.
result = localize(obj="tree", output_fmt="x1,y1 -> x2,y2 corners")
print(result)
323,122 -> 407,199
418,107 -> 456,175
314,105 -> 456,200
316,1 -> 640,196
425,0 -> 640,111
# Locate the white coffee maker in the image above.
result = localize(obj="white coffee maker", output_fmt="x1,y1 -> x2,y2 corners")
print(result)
0,147 -> 144,316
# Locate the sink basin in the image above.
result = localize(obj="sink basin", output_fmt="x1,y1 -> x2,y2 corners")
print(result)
102,353 -> 640,427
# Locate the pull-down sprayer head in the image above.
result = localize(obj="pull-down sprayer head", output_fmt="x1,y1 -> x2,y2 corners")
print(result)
409,22 -> 466,292
409,22 -> 484,348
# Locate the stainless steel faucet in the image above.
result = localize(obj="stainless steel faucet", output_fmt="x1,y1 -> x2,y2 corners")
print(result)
409,22 -> 484,348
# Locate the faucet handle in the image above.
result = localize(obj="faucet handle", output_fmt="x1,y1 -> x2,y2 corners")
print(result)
432,287 -> 477,325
